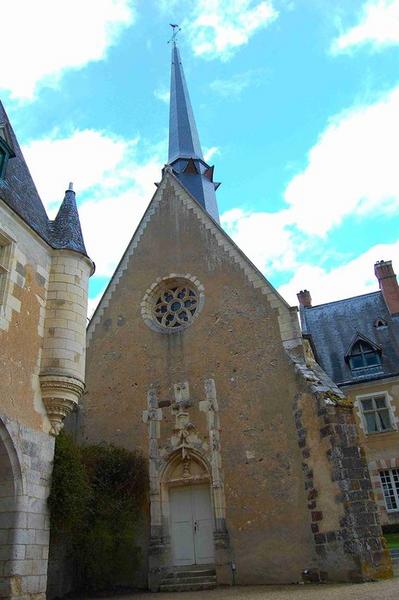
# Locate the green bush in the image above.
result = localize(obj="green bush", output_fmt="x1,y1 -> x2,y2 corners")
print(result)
48,431 -> 90,536
48,434 -> 147,592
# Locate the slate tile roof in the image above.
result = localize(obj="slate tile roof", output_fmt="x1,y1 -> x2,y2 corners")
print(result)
301,291 -> 399,386
0,101 -> 88,257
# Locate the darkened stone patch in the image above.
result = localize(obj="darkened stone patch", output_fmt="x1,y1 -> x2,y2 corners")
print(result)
35,272 -> 46,287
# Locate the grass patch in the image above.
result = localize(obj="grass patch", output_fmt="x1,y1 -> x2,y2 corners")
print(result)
384,533 -> 399,550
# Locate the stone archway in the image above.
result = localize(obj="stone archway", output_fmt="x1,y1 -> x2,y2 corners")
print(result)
0,418 -> 23,598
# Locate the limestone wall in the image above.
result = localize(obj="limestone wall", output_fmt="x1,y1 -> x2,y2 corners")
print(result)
40,250 -> 91,382
0,415 -> 54,600
0,201 -> 51,433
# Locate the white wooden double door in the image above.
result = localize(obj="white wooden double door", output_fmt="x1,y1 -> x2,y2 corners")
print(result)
169,485 -> 215,566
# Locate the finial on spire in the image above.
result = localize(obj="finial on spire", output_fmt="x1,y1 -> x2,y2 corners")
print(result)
68,182 -> 74,191
168,23 -> 181,46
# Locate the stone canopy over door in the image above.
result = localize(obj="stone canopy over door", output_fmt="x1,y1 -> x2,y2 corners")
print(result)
170,484 -> 215,566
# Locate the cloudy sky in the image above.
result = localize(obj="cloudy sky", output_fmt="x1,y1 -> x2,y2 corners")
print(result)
2,0 -> 399,314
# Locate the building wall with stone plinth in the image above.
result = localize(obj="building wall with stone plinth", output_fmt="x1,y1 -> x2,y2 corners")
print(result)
82,174 -> 391,590
0,199 -> 92,599
344,377 -> 399,527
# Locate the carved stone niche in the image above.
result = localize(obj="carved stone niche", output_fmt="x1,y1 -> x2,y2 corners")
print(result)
39,374 -> 84,436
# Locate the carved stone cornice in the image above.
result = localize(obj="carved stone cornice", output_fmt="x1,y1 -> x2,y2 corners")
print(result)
39,374 -> 85,436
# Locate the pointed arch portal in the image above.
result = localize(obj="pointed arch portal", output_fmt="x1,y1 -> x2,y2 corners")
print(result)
161,451 -> 215,566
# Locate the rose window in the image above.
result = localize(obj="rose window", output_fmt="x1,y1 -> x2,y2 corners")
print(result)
154,285 -> 198,329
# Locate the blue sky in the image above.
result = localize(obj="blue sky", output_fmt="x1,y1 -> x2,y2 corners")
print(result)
1,0 -> 399,313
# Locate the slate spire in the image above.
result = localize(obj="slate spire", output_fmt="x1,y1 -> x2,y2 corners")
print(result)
51,184 -> 88,255
167,42 -> 220,222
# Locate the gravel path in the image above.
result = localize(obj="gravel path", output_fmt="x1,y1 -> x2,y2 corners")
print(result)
87,579 -> 399,600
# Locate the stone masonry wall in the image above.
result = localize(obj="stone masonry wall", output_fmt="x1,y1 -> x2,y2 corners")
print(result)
0,415 -> 54,600
0,201 -> 51,433
40,249 -> 92,382
293,360 -> 392,581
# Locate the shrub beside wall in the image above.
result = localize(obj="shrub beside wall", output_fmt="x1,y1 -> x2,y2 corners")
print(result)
48,433 -> 147,595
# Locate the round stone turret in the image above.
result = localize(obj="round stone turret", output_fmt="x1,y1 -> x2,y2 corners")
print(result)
40,249 -> 93,434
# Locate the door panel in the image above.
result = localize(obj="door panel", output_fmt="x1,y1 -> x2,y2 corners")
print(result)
170,487 -> 195,565
169,484 -> 214,566
192,486 -> 215,564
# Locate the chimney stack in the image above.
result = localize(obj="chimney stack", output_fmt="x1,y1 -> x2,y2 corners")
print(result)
374,260 -> 399,316
297,290 -> 312,308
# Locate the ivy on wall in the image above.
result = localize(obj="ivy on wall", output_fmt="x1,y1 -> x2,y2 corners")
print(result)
48,432 -> 148,592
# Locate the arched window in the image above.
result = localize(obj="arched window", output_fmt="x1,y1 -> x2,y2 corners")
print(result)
348,340 -> 381,370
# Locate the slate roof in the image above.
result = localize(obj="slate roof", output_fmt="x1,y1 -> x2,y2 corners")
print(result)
0,101 -> 89,257
167,44 -> 220,223
300,291 -> 399,386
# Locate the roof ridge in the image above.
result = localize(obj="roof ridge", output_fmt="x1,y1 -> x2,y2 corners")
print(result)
308,290 -> 380,309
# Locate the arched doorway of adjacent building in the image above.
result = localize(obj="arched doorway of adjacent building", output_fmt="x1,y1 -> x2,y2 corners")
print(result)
0,418 -> 23,595
162,451 -> 215,567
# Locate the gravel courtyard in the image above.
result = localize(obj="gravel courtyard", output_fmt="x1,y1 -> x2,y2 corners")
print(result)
92,579 -> 399,600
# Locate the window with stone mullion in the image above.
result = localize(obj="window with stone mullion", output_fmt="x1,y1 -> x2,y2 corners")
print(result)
380,469 -> 399,512
361,395 -> 392,433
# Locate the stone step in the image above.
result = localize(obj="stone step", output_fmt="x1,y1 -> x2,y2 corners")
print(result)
160,564 -> 217,592
163,569 -> 216,580
159,582 -> 216,593
161,575 -> 216,585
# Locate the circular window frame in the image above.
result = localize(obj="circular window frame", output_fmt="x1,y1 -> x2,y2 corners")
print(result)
141,274 -> 205,334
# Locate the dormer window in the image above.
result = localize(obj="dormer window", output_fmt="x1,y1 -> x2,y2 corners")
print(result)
348,340 -> 381,371
374,318 -> 387,329
0,145 -> 6,177
0,123 -> 15,178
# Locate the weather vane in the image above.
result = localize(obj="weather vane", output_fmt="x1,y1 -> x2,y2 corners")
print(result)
168,23 -> 181,45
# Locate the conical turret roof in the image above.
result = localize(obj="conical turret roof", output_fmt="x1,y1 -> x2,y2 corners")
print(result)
0,100 -> 90,257
51,184 -> 88,255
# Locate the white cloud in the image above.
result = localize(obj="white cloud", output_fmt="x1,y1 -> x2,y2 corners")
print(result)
221,207 -> 299,273
278,240 -> 399,306
23,130 -> 129,211
284,85 -> 399,236
154,88 -> 170,104
183,0 -> 278,60
210,69 -> 265,96
88,292 -> 105,320
332,0 -> 399,54
23,128 -> 165,277
220,84 -> 399,307
204,146 -> 220,162
0,0 -> 135,99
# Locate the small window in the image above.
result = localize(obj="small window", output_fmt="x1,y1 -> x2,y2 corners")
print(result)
380,469 -> 399,512
348,340 -> 381,370
0,233 -> 12,305
374,318 -> 387,328
0,145 -> 6,177
360,394 -> 393,433
0,124 -> 15,178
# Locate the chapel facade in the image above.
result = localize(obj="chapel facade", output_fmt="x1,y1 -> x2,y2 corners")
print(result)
0,102 -> 93,599
81,44 -> 392,591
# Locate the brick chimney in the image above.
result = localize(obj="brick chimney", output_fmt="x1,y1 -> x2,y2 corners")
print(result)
374,260 -> 399,316
297,290 -> 312,308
